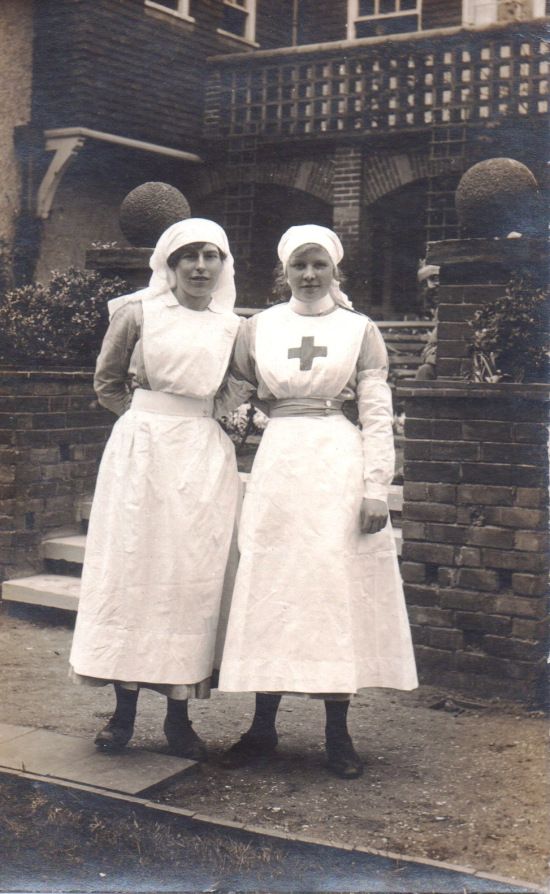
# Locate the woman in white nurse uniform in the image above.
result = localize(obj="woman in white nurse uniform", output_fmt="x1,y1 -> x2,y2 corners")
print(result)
217,225 -> 417,778
69,219 -> 241,760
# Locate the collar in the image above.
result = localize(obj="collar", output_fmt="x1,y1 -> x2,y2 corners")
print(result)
289,294 -> 336,316
162,291 -> 225,313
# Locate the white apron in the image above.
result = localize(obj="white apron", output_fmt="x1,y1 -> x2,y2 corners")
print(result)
218,304 -> 418,694
70,296 -> 240,688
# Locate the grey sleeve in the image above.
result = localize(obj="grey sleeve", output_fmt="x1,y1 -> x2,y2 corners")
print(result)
93,301 -> 141,416
214,316 -> 258,418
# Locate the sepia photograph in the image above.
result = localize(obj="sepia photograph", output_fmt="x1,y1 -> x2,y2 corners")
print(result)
0,1 -> 548,891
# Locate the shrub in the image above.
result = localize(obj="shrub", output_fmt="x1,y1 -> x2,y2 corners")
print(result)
468,275 -> 550,384
0,269 -> 128,367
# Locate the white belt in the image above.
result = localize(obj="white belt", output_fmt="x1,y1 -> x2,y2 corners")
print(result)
131,388 -> 213,417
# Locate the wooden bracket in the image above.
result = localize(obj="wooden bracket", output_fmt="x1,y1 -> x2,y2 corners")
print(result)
36,134 -> 86,219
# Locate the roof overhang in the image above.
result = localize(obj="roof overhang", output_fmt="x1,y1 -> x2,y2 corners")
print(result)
37,127 -> 203,219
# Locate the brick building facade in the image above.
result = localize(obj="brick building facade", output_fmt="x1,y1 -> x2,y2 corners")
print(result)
1,0 -> 548,313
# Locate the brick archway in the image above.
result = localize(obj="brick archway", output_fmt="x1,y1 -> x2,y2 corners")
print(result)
363,150 -> 456,205
194,157 -> 334,205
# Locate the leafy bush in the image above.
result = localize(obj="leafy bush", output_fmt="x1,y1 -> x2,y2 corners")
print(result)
0,269 -> 127,367
468,275 -> 550,384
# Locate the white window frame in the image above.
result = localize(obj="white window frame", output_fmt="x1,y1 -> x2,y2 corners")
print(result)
145,0 -> 195,23
462,0 -> 546,25
347,0 -> 422,39
217,0 -> 258,45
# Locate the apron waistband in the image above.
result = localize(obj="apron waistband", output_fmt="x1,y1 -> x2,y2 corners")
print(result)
131,388 -> 214,417
269,397 -> 345,418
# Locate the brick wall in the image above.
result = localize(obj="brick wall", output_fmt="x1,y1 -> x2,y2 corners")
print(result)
0,0 -> 33,250
32,0 -> 293,153
399,381 -> 549,703
0,371 -> 113,583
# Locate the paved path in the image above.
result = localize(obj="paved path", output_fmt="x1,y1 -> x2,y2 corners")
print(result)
0,721 -> 195,795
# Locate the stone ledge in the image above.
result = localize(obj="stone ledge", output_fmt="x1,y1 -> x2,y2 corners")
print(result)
0,368 -> 95,382
397,381 -> 550,401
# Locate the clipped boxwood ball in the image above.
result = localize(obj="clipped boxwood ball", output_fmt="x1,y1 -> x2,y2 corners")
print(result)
455,159 -> 540,238
119,183 -> 191,247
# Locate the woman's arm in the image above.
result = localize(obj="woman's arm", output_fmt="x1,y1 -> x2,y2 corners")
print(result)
356,321 -> 395,533
214,316 -> 258,418
94,301 -> 140,416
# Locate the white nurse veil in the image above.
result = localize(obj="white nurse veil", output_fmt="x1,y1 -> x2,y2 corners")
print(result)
108,218 -> 237,319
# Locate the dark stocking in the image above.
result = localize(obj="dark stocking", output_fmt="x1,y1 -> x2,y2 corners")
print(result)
165,697 -> 190,727
112,683 -> 139,727
324,699 -> 363,779
248,693 -> 282,738
324,699 -> 350,745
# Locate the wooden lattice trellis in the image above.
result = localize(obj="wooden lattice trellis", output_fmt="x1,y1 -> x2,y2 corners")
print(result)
206,22 -> 549,141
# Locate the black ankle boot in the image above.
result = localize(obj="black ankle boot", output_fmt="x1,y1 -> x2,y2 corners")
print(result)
95,717 -> 134,751
95,684 -> 138,752
164,698 -> 207,761
163,716 -> 207,761
220,729 -> 279,769
325,734 -> 363,779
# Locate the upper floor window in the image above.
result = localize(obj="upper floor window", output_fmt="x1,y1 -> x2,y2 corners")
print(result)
219,0 -> 257,42
349,0 -> 421,38
145,0 -> 194,21
463,0 -> 546,24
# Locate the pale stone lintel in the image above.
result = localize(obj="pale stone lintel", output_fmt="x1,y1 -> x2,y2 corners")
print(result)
36,127 -> 203,219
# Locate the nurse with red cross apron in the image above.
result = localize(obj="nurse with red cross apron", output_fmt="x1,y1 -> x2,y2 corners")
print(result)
216,225 -> 417,779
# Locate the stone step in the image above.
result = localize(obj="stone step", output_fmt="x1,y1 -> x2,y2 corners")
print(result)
2,574 -> 81,611
42,535 -> 87,563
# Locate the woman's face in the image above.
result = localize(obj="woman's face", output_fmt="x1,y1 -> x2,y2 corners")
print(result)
173,242 -> 224,306
286,244 -> 334,303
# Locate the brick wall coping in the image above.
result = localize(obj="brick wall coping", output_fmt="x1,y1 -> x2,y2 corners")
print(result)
426,237 -> 548,270
86,247 -> 152,269
397,380 -> 550,402
0,368 -> 94,383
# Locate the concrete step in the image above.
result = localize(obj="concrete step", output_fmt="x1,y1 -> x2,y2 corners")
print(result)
2,574 -> 81,611
42,535 -> 87,564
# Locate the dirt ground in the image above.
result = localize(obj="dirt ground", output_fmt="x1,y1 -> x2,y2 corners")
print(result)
0,603 -> 548,889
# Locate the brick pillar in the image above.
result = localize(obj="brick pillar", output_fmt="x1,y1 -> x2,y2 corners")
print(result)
399,232 -> 549,704
332,145 -> 362,297
399,382 -> 548,704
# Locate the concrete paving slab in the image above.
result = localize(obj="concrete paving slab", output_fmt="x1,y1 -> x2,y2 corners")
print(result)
0,722 -> 35,743
0,724 -> 195,795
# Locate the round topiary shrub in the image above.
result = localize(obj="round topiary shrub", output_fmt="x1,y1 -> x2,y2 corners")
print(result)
119,182 -> 191,247
455,159 -> 541,238
0,269 -> 127,368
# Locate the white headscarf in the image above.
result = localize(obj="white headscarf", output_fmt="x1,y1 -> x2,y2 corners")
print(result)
277,224 -> 354,310
108,218 -> 236,318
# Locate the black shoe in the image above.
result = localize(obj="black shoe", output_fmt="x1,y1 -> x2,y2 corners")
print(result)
94,718 -> 134,751
220,731 -> 278,768
325,735 -> 363,779
163,717 -> 207,761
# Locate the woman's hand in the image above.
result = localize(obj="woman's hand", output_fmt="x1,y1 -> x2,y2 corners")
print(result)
360,498 -> 388,534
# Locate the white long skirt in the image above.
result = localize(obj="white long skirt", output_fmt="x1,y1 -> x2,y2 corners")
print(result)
218,414 -> 418,694
70,405 -> 239,690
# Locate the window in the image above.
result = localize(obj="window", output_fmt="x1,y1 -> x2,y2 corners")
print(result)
462,0 -> 546,24
218,0 -> 257,43
348,0 -> 421,38
145,0 -> 194,21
